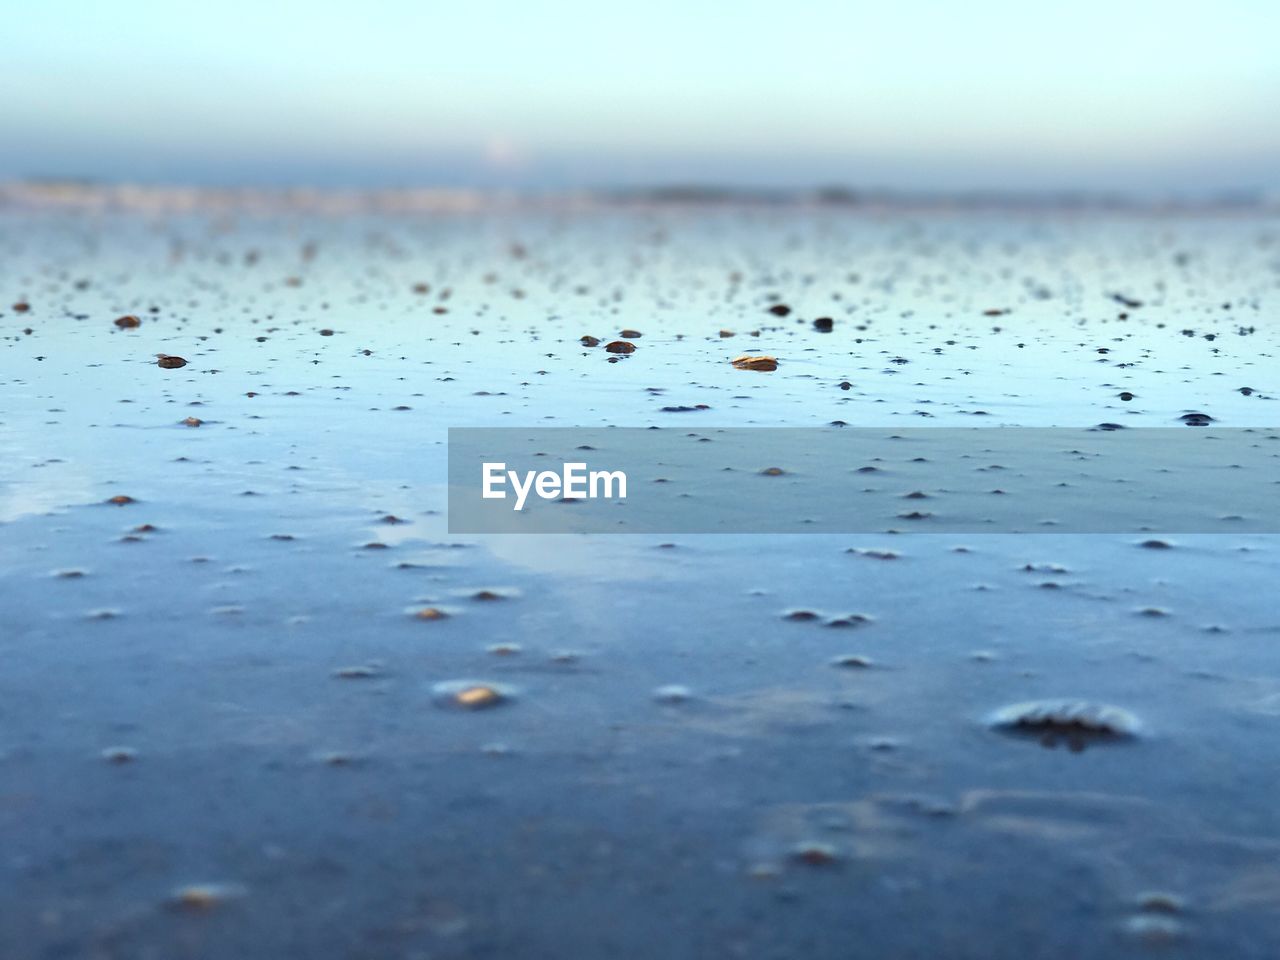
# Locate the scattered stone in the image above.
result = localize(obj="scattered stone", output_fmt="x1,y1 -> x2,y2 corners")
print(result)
1135,892 -> 1187,914
314,751 -> 361,766
790,842 -> 840,866
830,654 -> 873,668
168,883 -> 245,912
113,315 -> 141,329
431,680 -> 514,710
732,355 -> 778,371
783,610 -> 821,622
826,614 -> 874,628
333,664 -> 383,679
487,642 -> 522,656
987,699 -> 1141,750
156,354 -> 188,369
652,684 -> 693,704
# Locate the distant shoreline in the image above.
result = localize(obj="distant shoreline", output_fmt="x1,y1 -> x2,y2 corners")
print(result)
2,180 -> 1276,216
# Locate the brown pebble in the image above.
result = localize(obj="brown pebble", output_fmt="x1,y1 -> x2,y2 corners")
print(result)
790,842 -> 839,865
156,354 -> 188,369
732,355 -> 778,371
487,643 -> 522,656
580,335 -> 600,346
432,681 -> 512,710
114,315 -> 141,329
619,329 -> 642,338
604,340 -> 636,354
106,495 -> 136,506
182,417 -> 202,427
168,883 -> 244,912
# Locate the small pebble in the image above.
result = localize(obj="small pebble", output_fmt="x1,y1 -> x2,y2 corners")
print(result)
168,883 -> 245,912
652,684 -> 693,704
100,746 -> 138,764
432,681 -> 513,710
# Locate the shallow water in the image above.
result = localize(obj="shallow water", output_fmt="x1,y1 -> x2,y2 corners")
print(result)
2,204 -> 1280,957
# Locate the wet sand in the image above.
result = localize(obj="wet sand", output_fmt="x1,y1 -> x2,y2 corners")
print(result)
2,198 -> 1279,957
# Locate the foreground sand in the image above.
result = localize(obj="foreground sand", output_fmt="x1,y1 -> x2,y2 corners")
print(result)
2,198 -> 1279,957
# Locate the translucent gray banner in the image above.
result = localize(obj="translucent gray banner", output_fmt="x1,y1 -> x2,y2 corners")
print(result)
447,427 -> 1280,534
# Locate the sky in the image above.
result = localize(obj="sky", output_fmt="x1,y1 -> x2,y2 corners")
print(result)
2,0 -> 1278,193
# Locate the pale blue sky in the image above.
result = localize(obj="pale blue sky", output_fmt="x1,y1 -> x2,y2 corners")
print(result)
3,0 -> 1278,191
